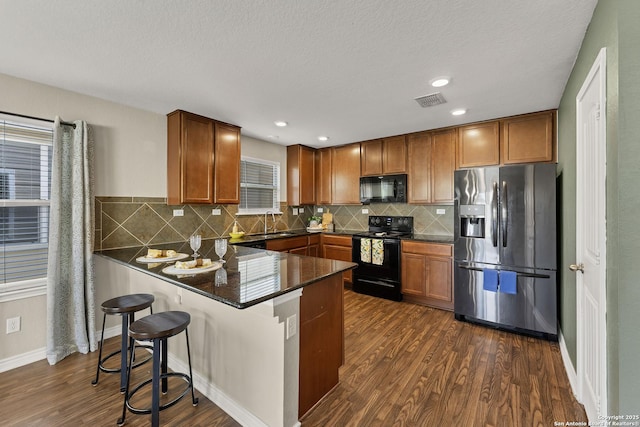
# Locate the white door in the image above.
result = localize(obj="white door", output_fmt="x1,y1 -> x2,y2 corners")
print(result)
575,47 -> 607,421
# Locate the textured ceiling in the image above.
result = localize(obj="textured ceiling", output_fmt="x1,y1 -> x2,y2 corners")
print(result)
1,0 -> 597,147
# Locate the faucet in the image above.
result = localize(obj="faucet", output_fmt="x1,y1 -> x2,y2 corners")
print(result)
264,211 -> 276,234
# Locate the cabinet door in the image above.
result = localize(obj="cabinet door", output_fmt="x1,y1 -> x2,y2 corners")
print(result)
316,148 -> 333,204
401,252 -> 428,297
214,122 -> 241,204
322,244 -> 353,283
457,121 -> 500,168
360,140 -> 383,176
331,144 -> 361,204
426,257 -> 453,305
407,132 -> 431,204
382,135 -> 407,174
431,129 -> 456,204
289,246 -> 308,256
174,111 -> 215,204
501,110 -> 555,164
287,145 -> 316,206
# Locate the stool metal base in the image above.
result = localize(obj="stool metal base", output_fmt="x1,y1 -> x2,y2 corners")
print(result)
118,322 -> 198,427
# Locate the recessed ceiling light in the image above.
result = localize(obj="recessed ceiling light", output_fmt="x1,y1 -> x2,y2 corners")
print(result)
430,77 -> 450,88
267,135 -> 279,139
318,136 -> 329,142
274,121 -> 288,127
451,109 -> 467,116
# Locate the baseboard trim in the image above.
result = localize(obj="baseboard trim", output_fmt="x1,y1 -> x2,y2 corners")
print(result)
559,329 -> 580,401
0,346 -> 46,373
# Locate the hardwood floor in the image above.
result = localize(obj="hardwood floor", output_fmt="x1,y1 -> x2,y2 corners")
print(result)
0,290 -> 586,426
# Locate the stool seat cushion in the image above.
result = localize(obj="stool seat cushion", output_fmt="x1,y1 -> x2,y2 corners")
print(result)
101,294 -> 155,314
129,311 -> 190,340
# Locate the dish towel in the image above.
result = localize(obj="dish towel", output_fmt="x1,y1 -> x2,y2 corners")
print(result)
371,239 -> 384,265
360,238 -> 372,263
483,269 -> 498,292
500,270 -> 518,294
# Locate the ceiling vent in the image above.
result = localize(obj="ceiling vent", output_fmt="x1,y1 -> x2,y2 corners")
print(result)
414,92 -> 446,108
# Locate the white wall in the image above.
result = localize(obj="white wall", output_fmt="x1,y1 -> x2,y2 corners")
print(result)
0,73 -> 288,198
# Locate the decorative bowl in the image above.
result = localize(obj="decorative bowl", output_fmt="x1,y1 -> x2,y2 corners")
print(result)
229,231 -> 245,239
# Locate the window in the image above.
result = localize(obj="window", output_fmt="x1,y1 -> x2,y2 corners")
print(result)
238,156 -> 280,214
0,115 -> 52,296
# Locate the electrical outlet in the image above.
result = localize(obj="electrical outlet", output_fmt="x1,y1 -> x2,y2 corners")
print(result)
286,314 -> 297,339
211,208 -> 221,215
6,316 -> 21,334
362,208 -> 369,214
316,207 -> 323,213
173,209 -> 184,217
292,207 -> 299,215
436,208 -> 446,215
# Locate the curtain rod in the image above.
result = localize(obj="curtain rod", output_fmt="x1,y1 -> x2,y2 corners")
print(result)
0,110 -> 77,129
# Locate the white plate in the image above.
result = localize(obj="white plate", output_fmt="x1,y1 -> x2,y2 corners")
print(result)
136,253 -> 189,263
162,261 -> 223,275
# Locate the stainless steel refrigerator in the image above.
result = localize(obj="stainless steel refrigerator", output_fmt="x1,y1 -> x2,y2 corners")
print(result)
453,163 -> 557,339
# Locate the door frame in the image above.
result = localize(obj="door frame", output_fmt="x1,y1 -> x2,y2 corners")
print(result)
575,47 -> 607,419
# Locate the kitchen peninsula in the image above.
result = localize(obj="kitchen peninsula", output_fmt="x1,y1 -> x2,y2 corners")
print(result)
94,240 -> 356,427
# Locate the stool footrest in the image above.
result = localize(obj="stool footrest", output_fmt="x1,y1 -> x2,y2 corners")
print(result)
125,372 -> 195,415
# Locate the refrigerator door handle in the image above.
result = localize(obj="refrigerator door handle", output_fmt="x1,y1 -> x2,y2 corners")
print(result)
501,181 -> 508,247
491,182 -> 498,247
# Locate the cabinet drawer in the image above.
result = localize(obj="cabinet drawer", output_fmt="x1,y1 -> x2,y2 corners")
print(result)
402,240 -> 452,257
267,235 -> 309,251
322,234 -> 352,247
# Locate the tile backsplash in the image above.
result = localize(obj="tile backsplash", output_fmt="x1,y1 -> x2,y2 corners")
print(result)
95,196 -> 453,250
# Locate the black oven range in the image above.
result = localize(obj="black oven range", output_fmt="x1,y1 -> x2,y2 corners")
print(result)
351,215 -> 413,301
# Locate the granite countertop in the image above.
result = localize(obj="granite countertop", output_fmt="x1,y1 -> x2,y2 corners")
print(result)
228,229 -> 452,244
95,240 -> 356,309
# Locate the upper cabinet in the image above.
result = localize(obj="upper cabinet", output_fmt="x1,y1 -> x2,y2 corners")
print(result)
316,148 -> 333,205
457,110 -> 557,169
167,110 -> 241,205
331,144 -> 361,204
214,122 -> 241,204
407,129 -> 456,204
360,135 -> 407,176
287,145 -> 316,206
501,110 -> 555,164
457,121 -> 500,168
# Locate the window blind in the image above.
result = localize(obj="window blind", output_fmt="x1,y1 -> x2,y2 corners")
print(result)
0,116 -> 52,287
239,157 -> 280,214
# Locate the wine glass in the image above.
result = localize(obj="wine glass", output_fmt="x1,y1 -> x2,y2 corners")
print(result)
215,267 -> 227,286
189,234 -> 202,259
214,238 -> 228,263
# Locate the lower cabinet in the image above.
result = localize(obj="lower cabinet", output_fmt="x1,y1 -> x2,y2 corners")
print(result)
266,235 -> 312,254
299,274 -> 343,417
401,241 -> 453,311
320,234 -> 353,284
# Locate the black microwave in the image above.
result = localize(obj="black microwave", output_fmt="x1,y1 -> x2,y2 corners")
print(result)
359,174 -> 407,204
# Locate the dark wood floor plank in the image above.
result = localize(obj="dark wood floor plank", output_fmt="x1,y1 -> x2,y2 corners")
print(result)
1,289 -> 586,426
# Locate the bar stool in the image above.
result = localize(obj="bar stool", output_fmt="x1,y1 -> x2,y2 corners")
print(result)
117,311 -> 198,427
92,294 -> 154,392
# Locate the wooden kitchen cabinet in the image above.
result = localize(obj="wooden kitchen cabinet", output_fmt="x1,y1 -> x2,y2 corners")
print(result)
407,129 -> 455,204
401,240 -> 453,311
501,110 -> 556,164
307,233 -> 320,257
266,235 -> 311,254
287,145 -> 316,206
167,110 -> 241,205
299,273 -> 343,417
214,122 -> 241,204
360,135 -> 406,176
457,121 -> 500,168
315,148 -> 333,205
331,144 -> 361,204
321,234 -> 353,284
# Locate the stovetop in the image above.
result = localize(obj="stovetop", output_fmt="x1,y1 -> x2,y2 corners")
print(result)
354,215 -> 414,239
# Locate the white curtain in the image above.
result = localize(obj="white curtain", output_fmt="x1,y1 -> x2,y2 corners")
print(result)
46,118 -> 96,365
